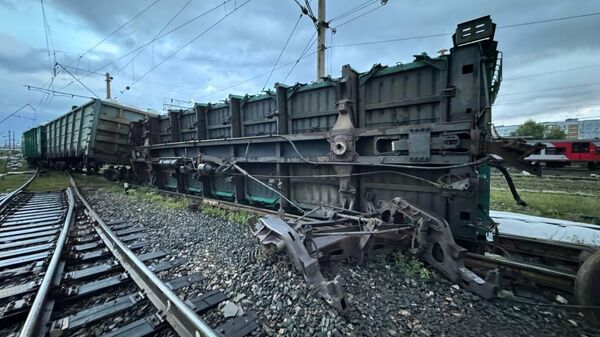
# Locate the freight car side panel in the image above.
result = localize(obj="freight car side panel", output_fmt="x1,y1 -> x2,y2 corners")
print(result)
92,104 -> 133,163
241,94 -> 277,137
21,126 -> 45,161
179,109 -> 198,141
359,59 -> 447,128
44,99 -> 152,166
287,81 -> 339,134
46,104 -> 95,160
158,115 -> 172,143
206,102 -> 232,139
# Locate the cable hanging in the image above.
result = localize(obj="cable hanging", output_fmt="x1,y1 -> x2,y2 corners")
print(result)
262,13 -> 304,91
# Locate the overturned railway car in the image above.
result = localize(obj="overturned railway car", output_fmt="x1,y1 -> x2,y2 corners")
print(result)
22,99 -> 154,170
132,16 -> 503,246
129,16 -> 525,307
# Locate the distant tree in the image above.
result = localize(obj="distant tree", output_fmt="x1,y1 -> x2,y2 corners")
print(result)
510,119 -> 545,139
544,126 -> 566,139
510,119 -> 567,139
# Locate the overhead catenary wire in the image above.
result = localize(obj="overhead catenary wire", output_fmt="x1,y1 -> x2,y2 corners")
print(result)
56,64 -> 100,98
502,64 -> 600,81
328,0 -> 379,23
262,13 -> 304,91
497,82 -> 600,97
67,0 -> 161,67
57,63 -> 106,77
198,8 -> 600,102
24,85 -> 97,100
329,10 -> 600,48
0,104 -> 36,126
58,0 -> 163,91
115,0 -> 253,98
40,0 -> 55,77
194,47 -> 317,101
73,0 -> 235,84
333,0 -> 387,29
282,31 -> 316,83
494,87 -> 600,105
114,0 -> 193,77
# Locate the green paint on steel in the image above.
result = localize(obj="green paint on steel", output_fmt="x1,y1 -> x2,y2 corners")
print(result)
243,93 -> 275,103
187,187 -> 203,193
247,195 -> 277,205
214,191 -> 235,199
364,55 -> 449,78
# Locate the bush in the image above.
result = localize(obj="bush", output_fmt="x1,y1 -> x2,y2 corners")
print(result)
395,253 -> 431,282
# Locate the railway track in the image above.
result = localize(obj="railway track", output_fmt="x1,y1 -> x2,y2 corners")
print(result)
0,175 -> 258,337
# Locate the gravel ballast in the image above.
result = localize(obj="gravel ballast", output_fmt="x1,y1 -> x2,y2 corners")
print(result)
84,188 -> 599,337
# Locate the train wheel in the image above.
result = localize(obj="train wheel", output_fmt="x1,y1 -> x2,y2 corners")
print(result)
575,250 -> 600,326
588,162 -> 598,170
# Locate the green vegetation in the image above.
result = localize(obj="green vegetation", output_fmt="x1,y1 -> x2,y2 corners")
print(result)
123,187 -> 190,209
491,190 -> 600,224
492,175 -> 600,196
491,173 -> 600,223
200,204 -> 253,224
74,174 -> 120,190
0,173 -> 32,193
510,119 -> 566,139
25,171 -> 70,192
394,253 -> 431,282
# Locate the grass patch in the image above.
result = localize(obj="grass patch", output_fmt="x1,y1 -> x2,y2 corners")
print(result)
491,189 -> 600,224
25,171 -> 70,192
492,174 -> 600,196
120,187 -> 190,209
200,204 -> 253,224
0,174 -> 32,193
73,174 -> 119,190
395,253 -> 431,282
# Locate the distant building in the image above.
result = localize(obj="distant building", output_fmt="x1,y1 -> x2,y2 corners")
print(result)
495,118 -> 600,139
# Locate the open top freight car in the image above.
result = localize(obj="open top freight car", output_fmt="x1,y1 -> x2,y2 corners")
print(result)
22,99 -> 155,171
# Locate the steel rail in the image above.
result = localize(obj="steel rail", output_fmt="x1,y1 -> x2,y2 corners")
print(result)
464,252 -> 576,292
69,177 -> 219,337
19,188 -> 75,337
0,169 -> 39,210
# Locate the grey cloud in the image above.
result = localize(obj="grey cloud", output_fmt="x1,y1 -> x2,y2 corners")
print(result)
2,0 -> 600,136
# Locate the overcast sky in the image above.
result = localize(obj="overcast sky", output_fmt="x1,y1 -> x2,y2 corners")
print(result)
1,0 -> 599,142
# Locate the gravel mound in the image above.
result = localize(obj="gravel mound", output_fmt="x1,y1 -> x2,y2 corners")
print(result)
85,188 -> 599,337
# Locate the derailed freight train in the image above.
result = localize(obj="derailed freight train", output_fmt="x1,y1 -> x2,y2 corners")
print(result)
23,16 -> 600,324
129,16 -> 524,311
22,99 -> 154,171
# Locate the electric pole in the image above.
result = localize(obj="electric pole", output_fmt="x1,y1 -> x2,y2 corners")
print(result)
105,73 -> 113,100
316,0 -> 326,80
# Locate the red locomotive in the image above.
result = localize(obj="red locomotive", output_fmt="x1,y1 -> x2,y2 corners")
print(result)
525,139 -> 600,170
